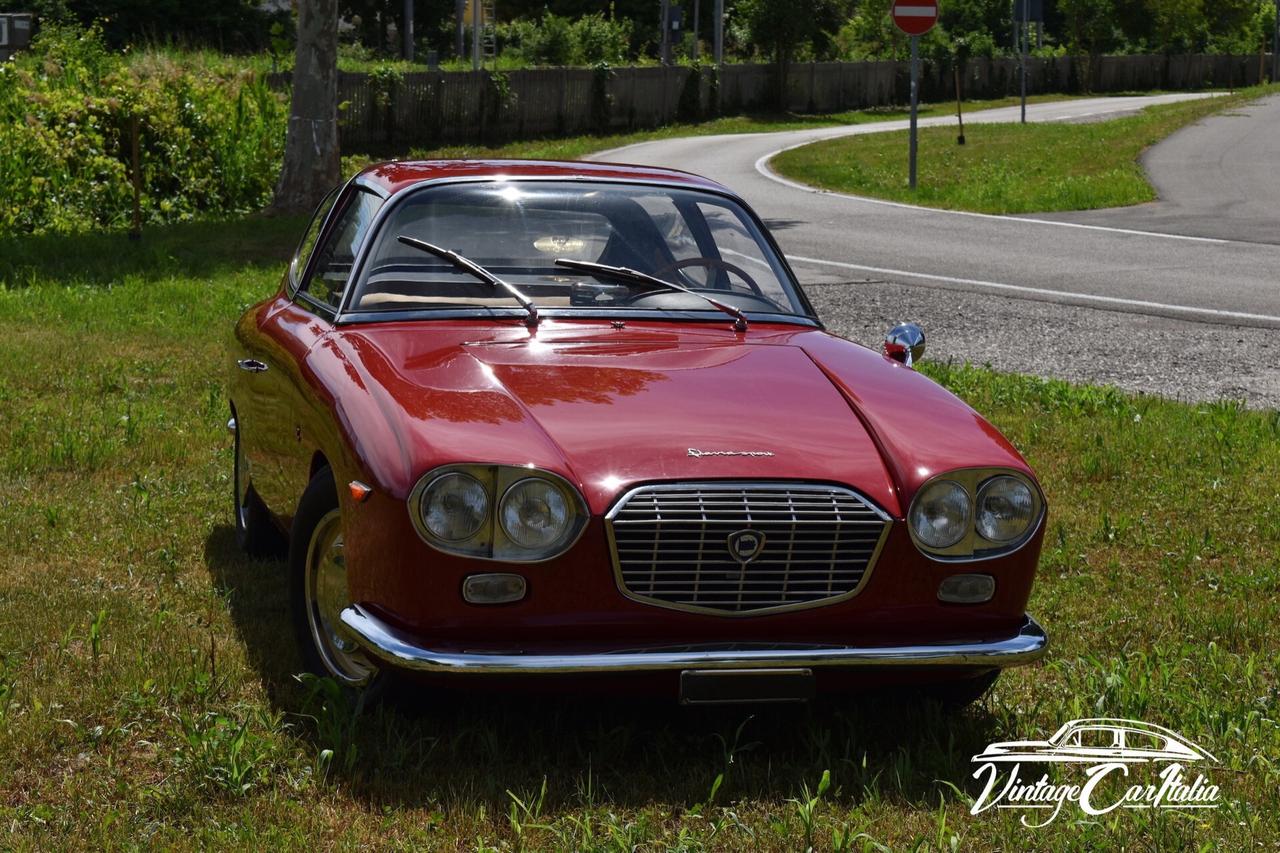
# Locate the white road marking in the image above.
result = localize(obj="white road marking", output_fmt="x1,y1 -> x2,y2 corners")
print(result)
789,254 -> 1280,326
755,151 -> 1234,245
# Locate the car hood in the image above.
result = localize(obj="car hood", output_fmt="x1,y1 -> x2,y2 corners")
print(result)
321,320 -> 1031,517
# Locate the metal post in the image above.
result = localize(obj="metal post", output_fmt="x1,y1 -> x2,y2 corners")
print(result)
472,0 -> 481,71
660,0 -> 671,66
455,0 -> 465,59
692,0 -> 700,61
1020,0 -> 1028,124
403,0 -> 414,62
713,0 -> 724,67
909,35 -> 919,189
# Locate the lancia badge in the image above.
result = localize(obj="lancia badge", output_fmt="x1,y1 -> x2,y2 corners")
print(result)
726,529 -> 766,564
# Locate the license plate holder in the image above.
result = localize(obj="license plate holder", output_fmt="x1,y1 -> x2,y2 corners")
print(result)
679,668 -> 815,705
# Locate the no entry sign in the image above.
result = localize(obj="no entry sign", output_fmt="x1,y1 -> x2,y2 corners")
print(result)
891,0 -> 938,37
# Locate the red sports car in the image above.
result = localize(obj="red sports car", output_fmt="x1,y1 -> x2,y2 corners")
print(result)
228,160 -> 1047,706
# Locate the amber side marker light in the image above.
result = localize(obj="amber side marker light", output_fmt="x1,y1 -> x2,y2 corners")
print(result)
349,481 -> 373,503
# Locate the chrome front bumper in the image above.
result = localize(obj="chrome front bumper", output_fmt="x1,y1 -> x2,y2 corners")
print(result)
338,605 -> 1048,675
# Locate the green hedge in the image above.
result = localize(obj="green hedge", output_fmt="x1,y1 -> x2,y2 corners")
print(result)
0,25 -> 285,236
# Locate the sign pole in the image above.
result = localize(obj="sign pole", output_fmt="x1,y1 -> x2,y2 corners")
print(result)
909,35 -> 919,189
891,0 -> 936,189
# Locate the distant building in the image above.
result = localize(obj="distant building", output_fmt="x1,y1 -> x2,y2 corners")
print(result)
0,12 -> 34,62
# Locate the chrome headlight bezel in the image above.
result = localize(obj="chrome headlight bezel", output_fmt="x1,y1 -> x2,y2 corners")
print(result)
907,468 -> 1045,561
408,464 -> 588,562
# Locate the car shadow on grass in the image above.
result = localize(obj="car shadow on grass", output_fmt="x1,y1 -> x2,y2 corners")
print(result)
204,523 -> 1005,811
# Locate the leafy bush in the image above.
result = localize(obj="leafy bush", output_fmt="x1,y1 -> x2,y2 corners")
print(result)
498,11 -> 633,67
0,24 -> 285,236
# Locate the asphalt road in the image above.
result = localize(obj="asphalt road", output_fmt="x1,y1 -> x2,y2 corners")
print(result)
1038,94 -> 1280,243
593,94 -> 1280,407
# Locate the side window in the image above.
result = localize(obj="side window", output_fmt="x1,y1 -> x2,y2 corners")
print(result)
290,187 -> 341,290
1069,728 -> 1119,749
1122,731 -> 1166,752
304,190 -> 383,310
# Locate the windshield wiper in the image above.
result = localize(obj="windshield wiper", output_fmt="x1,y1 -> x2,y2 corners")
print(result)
553,258 -> 748,332
397,235 -> 539,328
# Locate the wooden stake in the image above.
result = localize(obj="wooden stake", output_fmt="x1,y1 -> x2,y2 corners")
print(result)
129,116 -> 142,241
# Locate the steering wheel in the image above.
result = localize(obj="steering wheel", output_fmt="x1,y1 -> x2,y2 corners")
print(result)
654,257 -> 764,296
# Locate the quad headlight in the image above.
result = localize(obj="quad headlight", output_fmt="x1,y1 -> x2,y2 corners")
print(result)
908,479 -> 971,549
420,472 -> 489,542
908,469 -> 1043,560
410,464 -> 587,561
500,478 -> 574,550
976,476 -> 1036,543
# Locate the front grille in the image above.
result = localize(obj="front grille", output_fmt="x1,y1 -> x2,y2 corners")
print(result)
606,483 -> 890,615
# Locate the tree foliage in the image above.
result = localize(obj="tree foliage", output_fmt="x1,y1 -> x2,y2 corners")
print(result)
0,0 -> 277,50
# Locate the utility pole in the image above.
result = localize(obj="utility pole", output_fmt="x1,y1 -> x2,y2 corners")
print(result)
455,0 -> 465,60
713,0 -> 724,67
1273,0 -> 1279,82
660,0 -> 671,65
692,0 -> 700,61
472,0 -> 481,71
402,0 -> 414,61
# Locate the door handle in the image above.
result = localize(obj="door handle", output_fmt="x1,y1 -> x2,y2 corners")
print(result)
237,359 -> 269,373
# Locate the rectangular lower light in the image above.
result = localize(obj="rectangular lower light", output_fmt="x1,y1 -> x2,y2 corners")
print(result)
462,573 -> 527,605
938,573 -> 996,604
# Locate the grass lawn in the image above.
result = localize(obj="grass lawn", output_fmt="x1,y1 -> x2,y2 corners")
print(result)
340,94 -> 1086,173
771,85 -> 1279,214
0,219 -> 1278,849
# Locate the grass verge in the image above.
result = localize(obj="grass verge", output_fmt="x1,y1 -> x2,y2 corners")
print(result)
0,220 -> 1277,848
771,85 -> 1279,214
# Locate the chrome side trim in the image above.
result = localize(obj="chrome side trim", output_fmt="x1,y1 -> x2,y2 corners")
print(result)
338,605 -> 1048,674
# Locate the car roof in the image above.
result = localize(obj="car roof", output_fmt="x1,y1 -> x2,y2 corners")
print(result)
355,159 -> 735,198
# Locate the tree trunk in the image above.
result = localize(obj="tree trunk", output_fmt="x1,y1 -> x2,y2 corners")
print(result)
272,0 -> 340,214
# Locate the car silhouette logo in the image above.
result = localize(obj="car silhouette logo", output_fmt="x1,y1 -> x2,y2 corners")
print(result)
726,530 -> 766,564
972,718 -> 1218,765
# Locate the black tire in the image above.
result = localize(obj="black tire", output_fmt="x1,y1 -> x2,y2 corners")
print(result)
919,669 -> 1001,711
289,466 -> 381,691
233,414 -> 284,557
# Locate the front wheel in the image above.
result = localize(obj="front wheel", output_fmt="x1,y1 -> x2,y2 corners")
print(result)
289,467 -> 379,689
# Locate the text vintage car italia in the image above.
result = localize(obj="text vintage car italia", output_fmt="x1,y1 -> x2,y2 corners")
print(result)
228,160 -> 1047,706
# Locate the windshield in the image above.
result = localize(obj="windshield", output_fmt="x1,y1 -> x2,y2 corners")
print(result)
347,181 -> 809,318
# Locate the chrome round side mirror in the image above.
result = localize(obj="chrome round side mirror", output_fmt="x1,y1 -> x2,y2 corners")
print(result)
884,323 -> 926,367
